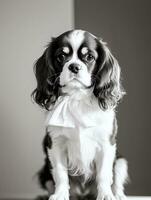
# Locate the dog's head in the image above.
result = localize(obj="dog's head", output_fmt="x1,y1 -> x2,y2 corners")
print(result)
32,30 -> 125,110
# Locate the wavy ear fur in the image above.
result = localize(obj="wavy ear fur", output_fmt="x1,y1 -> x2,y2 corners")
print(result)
32,41 -> 59,110
94,40 -> 125,110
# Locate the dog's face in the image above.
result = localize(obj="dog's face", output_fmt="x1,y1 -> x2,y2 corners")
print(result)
53,30 -> 100,89
32,30 -> 125,110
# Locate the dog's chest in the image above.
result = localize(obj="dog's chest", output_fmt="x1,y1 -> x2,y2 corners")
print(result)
46,94 -> 114,176
66,127 -> 101,176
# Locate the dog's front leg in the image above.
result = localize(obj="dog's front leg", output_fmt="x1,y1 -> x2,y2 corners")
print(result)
96,142 -> 116,200
47,140 -> 69,200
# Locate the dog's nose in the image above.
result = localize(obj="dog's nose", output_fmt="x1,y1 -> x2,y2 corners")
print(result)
68,64 -> 81,74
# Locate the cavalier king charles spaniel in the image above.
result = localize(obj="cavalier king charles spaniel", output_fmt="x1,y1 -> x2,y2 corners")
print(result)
32,30 -> 128,200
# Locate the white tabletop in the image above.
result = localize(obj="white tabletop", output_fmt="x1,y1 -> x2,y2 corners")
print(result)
128,197 -> 151,200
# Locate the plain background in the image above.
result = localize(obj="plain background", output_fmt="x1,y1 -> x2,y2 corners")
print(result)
75,0 -> 151,196
0,0 -> 151,198
0,0 -> 73,198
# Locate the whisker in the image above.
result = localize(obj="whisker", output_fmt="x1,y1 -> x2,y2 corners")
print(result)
91,74 -> 100,81
52,76 -> 60,89
48,73 -> 60,79
47,73 -> 60,86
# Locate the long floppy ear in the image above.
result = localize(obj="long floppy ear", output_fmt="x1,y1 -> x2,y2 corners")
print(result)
93,40 -> 125,110
32,41 -> 59,110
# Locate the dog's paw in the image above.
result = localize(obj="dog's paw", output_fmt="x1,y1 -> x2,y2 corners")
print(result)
113,188 -> 127,200
97,190 -> 116,200
48,189 -> 69,200
115,193 -> 127,200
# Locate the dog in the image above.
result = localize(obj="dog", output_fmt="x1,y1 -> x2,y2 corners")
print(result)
32,30 -> 128,200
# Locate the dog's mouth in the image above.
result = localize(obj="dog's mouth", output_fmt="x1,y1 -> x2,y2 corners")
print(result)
59,78 -> 92,89
59,78 -> 83,87
70,77 -> 84,84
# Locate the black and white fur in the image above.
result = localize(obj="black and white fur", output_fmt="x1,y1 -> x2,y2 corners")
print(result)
32,30 -> 128,200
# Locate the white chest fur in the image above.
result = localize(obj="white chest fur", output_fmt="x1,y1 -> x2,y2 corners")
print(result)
46,90 -> 115,178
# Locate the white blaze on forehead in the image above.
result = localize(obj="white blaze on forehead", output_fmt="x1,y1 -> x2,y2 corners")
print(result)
63,46 -> 70,54
68,30 -> 85,51
81,47 -> 88,55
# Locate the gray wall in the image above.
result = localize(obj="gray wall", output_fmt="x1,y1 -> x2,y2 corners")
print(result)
0,0 -> 151,198
75,0 -> 151,196
0,0 -> 73,198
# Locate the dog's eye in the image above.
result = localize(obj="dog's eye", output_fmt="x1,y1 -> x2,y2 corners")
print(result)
85,54 -> 95,62
57,53 -> 66,63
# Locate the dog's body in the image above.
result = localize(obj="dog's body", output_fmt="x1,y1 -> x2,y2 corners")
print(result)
32,30 -> 128,200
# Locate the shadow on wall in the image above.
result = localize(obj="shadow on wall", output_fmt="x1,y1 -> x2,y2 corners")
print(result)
74,0 -> 151,196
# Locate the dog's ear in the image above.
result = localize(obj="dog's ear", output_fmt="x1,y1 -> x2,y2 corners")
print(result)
32,40 -> 59,110
93,40 -> 125,110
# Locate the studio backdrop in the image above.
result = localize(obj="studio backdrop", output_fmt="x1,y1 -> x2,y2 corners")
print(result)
0,0 -> 150,198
